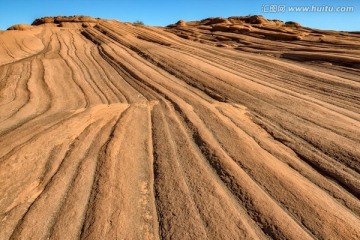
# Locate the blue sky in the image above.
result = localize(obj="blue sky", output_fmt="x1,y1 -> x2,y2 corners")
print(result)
0,0 -> 358,31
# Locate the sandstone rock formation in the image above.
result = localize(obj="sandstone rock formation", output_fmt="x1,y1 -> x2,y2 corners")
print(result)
7,24 -> 33,31
0,15 -> 359,239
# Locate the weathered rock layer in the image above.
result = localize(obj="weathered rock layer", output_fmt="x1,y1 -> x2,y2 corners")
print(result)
1,16 -> 360,239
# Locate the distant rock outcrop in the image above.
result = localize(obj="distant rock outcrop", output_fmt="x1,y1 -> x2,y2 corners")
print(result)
7,24 -> 33,31
228,15 -> 268,24
284,21 -> 302,28
176,20 -> 187,27
166,15 -> 309,45
201,17 -> 231,25
32,16 -> 98,26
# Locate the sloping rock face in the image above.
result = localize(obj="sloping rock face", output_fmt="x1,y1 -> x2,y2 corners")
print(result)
167,15 -> 360,68
7,24 -> 33,31
1,15 -> 360,240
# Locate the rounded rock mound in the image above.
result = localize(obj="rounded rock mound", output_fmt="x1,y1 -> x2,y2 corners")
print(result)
176,20 -> 187,27
201,17 -> 231,25
7,24 -> 33,31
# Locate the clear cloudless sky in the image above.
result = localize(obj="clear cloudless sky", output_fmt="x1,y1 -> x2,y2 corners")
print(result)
0,0 -> 359,31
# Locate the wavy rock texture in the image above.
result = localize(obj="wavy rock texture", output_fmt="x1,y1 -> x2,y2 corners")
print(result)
0,16 -> 360,240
